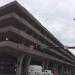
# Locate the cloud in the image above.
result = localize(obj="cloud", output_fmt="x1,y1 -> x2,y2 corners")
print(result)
0,0 -> 14,7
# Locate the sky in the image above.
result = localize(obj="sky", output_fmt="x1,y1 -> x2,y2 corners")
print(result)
0,0 -> 75,55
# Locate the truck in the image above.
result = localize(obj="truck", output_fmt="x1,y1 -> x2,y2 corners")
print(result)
28,65 -> 53,75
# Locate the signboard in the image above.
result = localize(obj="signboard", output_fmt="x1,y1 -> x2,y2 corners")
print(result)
40,44 -> 49,49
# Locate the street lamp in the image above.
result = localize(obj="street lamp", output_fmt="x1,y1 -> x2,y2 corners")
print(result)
74,18 -> 75,21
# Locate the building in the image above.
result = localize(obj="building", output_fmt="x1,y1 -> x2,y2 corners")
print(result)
0,1 -> 75,75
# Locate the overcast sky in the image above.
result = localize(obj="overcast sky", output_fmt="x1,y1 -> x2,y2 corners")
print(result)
0,0 -> 75,55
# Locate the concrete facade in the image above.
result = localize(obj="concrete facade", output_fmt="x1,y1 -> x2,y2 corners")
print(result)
0,1 -> 75,75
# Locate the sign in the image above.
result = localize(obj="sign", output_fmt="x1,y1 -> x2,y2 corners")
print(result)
40,44 -> 49,49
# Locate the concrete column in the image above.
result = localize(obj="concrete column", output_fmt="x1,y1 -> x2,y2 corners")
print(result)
73,68 -> 75,75
65,67 -> 68,75
53,63 -> 58,71
41,60 -> 49,71
66,67 -> 71,75
69,68 -> 72,75
53,63 -> 60,75
64,66 -> 70,75
60,65 -> 63,75
16,55 -> 24,75
45,61 -> 49,70
24,55 -> 32,75
70,67 -> 74,75
41,60 -> 45,71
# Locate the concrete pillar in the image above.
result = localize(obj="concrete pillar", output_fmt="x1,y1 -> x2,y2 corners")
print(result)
73,68 -> 75,75
64,66 -> 70,75
53,63 -> 60,75
24,55 -> 32,75
16,55 -> 24,75
53,63 -> 58,71
41,60 -> 45,71
66,67 -> 70,75
60,65 -> 63,75
66,67 -> 68,75
69,68 -> 72,75
71,67 -> 74,75
41,60 -> 49,71
44,61 -> 49,70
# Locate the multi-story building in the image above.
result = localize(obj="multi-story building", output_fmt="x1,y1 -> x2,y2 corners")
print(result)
0,1 -> 75,75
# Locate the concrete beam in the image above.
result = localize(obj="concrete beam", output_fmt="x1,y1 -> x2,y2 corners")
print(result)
0,26 -> 74,65
0,13 -> 58,47
0,41 -> 75,67
0,13 -> 74,61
